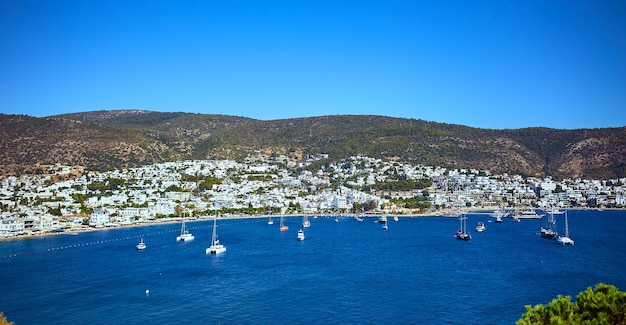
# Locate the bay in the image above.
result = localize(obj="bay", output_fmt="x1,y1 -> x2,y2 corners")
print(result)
1,210 -> 625,324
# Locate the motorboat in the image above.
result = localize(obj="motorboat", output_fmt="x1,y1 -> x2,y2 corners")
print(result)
297,229 -> 305,241
379,216 -> 388,229
136,237 -> 146,250
475,222 -> 486,232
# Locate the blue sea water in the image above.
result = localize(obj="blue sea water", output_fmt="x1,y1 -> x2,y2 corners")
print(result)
1,210 -> 625,324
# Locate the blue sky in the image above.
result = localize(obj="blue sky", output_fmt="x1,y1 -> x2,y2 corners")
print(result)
1,0 -> 625,130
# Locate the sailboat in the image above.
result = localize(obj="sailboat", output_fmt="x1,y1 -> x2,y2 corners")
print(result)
136,237 -> 146,250
279,216 -> 289,232
206,215 -> 226,254
556,211 -> 574,245
176,219 -> 195,242
455,214 -> 471,241
540,207 -> 558,239
302,215 -> 311,228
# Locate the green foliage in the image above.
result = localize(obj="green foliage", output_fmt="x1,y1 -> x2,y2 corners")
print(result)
352,200 -> 378,213
247,175 -> 274,181
388,196 -> 431,211
517,283 -> 626,324
166,184 -> 184,192
3,112 -> 625,179
0,312 -> 14,325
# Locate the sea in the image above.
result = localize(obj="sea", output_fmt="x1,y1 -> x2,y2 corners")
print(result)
1,210 -> 625,325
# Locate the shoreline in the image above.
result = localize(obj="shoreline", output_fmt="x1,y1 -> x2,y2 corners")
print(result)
2,207 -> 623,242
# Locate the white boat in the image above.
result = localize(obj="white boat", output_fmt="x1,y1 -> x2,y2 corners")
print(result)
513,207 -> 544,219
379,216 -> 388,229
393,216 -> 399,222
491,209 -> 506,222
354,215 -> 364,222
297,229 -> 305,241
556,211 -> 574,245
279,216 -> 289,232
455,215 -> 471,241
267,216 -> 274,225
136,237 -> 146,250
302,216 -> 311,228
475,222 -> 486,232
176,219 -> 195,242
206,216 -> 226,254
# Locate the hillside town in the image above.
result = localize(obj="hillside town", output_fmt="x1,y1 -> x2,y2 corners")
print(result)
1,154 -> 625,238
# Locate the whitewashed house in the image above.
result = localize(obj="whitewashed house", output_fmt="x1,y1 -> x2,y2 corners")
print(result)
89,208 -> 110,227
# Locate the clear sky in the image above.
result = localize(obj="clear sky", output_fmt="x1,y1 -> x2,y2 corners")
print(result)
1,0 -> 625,130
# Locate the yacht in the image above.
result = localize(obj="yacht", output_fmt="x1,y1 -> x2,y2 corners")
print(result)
136,237 -> 146,250
176,220 -> 195,242
206,216 -> 226,254
302,216 -> 311,228
379,216 -> 388,229
513,207 -> 543,219
475,222 -> 486,232
297,229 -> 305,241
279,216 -> 289,232
556,211 -> 574,246
540,207 -> 558,239
455,215 -> 471,241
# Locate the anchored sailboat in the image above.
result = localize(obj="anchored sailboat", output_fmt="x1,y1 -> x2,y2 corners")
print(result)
455,214 -> 471,241
279,216 -> 289,232
176,219 -> 195,242
302,215 -> 310,228
540,207 -> 558,239
556,211 -> 574,245
136,237 -> 146,250
206,215 -> 226,254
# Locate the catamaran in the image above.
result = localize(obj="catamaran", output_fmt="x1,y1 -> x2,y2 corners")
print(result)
176,219 -> 195,242
556,211 -> 574,245
206,215 -> 226,254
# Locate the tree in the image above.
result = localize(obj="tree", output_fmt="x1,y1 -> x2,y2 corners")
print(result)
0,312 -> 14,325
517,283 -> 626,324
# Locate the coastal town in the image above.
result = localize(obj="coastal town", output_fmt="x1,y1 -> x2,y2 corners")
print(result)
1,153 -> 625,238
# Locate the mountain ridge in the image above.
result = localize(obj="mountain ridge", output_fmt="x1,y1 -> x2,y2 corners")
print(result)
1,110 -> 624,180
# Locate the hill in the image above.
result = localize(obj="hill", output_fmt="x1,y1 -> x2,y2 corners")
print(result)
1,110 -> 624,180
